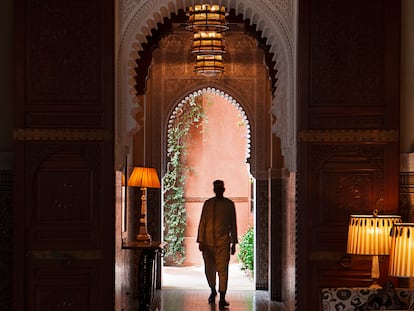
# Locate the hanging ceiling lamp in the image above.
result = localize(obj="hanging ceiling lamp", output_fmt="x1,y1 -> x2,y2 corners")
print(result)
191,31 -> 225,55
186,4 -> 228,33
194,54 -> 224,77
186,4 -> 228,77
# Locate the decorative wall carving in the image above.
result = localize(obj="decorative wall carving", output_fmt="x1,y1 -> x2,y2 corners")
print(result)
142,23 -> 273,288
256,179 -> 269,289
14,0 -> 115,309
400,172 -> 414,218
167,88 -> 252,163
26,112 -> 104,128
30,0 -> 100,101
311,1 -> 384,106
26,145 -> 102,248
151,29 -> 268,178
270,178 -> 284,300
299,130 -> 399,143
308,113 -> 386,129
116,0 -> 297,172
28,263 -> 100,310
300,137 -> 395,308
322,173 -> 373,217
116,2 -> 296,308
400,153 -> 414,222
13,128 -> 112,141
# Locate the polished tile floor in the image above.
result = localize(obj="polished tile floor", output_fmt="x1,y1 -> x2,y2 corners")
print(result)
162,264 -> 255,290
150,264 -> 286,311
151,289 -> 286,311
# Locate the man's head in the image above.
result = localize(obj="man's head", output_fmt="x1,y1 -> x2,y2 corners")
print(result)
213,180 -> 225,196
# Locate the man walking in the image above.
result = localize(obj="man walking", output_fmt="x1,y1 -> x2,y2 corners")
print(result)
197,180 -> 238,309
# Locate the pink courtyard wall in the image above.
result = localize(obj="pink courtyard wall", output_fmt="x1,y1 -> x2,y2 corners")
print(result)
181,92 -> 253,266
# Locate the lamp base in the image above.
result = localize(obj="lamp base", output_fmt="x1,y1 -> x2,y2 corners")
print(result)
369,255 -> 382,289
137,233 -> 152,243
369,280 -> 382,289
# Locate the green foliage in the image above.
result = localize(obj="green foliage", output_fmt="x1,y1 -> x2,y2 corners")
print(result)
163,95 -> 207,264
237,227 -> 254,272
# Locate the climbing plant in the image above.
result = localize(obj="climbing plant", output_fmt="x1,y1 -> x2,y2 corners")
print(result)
163,94 -> 208,264
237,226 -> 254,274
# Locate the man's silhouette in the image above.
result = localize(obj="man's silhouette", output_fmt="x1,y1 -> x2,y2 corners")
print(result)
197,180 -> 238,308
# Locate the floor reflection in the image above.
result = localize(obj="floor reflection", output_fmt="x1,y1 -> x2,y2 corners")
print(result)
151,289 -> 286,311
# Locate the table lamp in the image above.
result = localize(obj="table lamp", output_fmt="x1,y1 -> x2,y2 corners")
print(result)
128,167 -> 161,242
388,223 -> 414,310
389,223 -> 414,277
347,209 -> 401,288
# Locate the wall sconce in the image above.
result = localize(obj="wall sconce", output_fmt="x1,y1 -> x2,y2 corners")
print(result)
347,209 -> 402,288
128,167 -> 161,242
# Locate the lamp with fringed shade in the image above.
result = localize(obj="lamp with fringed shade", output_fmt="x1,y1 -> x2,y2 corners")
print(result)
347,209 -> 401,288
389,223 -> 414,278
128,167 -> 160,242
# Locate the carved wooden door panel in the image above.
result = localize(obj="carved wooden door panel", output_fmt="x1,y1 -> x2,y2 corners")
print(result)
24,146 -> 104,311
13,0 -> 114,310
297,0 -> 401,309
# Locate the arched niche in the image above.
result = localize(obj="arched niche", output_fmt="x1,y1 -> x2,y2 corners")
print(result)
166,86 -> 252,165
116,2 -> 297,309
115,0 -> 297,172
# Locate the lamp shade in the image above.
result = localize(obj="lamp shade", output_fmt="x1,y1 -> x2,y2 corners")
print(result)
128,167 -> 160,188
389,223 -> 414,277
186,4 -> 228,33
347,213 -> 402,255
194,54 -> 224,77
192,31 -> 225,55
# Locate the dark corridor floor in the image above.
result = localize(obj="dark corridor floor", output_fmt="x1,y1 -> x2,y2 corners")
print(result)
152,264 -> 286,311
151,289 -> 286,311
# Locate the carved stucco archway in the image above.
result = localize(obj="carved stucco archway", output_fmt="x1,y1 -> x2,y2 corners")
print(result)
115,0 -> 297,172
116,2 -> 297,308
167,87 -> 252,162
164,87 -> 253,266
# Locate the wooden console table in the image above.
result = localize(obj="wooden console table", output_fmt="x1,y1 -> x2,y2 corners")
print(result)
122,241 -> 163,310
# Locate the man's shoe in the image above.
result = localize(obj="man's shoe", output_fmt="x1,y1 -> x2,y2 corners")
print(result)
219,299 -> 229,309
208,292 -> 217,304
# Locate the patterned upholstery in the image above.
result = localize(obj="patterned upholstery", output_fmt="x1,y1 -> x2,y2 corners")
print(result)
321,287 -> 414,311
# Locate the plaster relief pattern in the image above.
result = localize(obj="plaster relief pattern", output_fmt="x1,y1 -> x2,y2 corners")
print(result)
311,144 -> 386,215
160,34 -> 193,76
152,27 -> 269,177
226,33 -> 257,51
117,0 -> 297,172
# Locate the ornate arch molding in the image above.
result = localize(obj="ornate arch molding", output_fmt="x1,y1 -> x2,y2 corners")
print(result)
168,87 -> 252,162
117,0 -> 297,172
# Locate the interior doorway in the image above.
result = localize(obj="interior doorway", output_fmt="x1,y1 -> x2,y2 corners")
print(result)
162,90 -> 254,290
116,2 -> 297,307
